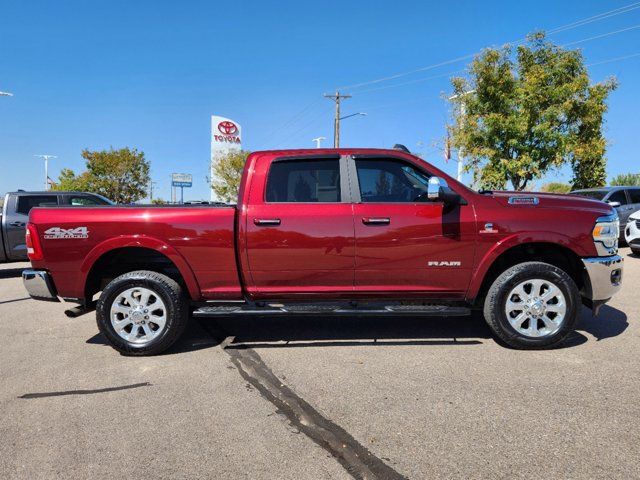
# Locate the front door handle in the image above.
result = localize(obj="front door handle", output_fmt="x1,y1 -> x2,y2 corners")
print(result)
362,217 -> 390,225
10,221 -> 25,227
254,218 -> 281,226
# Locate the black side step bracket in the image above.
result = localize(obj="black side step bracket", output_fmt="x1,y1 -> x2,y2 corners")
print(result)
193,302 -> 471,317
64,301 -> 97,318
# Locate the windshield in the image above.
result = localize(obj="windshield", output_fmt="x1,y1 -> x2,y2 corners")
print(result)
570,190 -> 608,201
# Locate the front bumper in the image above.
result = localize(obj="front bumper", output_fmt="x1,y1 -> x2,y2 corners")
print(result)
582,255 -> 623,303
22,269 -> 59,302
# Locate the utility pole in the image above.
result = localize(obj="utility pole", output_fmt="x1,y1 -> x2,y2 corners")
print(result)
324,91 -> 351,148
34,155 -> 57,190
149,181 -> 157,202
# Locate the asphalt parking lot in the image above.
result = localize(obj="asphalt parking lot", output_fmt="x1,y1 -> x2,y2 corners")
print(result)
1,250 -> 639,479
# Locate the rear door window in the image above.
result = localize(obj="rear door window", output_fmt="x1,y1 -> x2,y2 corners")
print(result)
16,195 -> 58,215
266,159 -> 341,202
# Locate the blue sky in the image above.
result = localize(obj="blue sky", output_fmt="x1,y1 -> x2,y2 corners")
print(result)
1,0 -> 639,201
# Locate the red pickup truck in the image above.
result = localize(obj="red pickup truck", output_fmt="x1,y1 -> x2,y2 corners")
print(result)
23,148 -> 623,355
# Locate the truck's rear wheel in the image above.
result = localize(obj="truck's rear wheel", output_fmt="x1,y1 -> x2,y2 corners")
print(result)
483,262 -> 580,349
96,270 -> 189,356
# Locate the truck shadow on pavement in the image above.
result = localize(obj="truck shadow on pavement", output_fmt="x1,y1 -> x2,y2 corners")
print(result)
204,314 -> 489,351
572,305 -> 629,344
85,305 -> 628,353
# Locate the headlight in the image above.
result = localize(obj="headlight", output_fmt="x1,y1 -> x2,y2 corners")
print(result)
593,213 -> 619,255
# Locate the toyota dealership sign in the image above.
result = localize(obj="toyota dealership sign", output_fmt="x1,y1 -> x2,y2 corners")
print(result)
211,115 -> 242,201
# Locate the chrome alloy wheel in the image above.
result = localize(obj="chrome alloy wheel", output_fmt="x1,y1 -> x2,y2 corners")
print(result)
504,279 -> 567,338
110,287 -> 167,344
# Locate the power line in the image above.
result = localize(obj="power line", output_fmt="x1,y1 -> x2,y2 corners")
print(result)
337,2 -> 640,91
357,50 -> 640,117
341,24 -> 640,97
259,98 -> 323,144
587,51 -> 640,67
563,23 -> 640,46
547,2 -> 640,34
276,106 -> 333,148
354,70 -> 464,95
339,54 -> 475,92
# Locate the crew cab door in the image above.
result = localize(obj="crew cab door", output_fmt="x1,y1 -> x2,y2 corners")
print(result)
349,156 -> 476,298
243,155 -> 355,297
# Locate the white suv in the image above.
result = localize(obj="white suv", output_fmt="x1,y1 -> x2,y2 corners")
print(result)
625,210 -> 640,255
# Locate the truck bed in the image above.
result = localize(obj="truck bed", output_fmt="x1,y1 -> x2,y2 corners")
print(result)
29,205 -> 241,301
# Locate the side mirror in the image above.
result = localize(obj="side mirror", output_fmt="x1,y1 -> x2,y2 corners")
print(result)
608,201 -> 621,208
427,177 -> 447,200
427,177 -> 466,205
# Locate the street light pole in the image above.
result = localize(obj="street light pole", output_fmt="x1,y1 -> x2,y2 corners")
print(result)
0,91 -> 13,97
339,112 -> 367,121
149,181 -> 157,202
312,137 -> 326,148
34,155 -> 57,190
457,102 -> 465,182
448,90 -> 475,182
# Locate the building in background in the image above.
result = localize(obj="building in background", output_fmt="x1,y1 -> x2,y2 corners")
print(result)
210,115 -> 242,201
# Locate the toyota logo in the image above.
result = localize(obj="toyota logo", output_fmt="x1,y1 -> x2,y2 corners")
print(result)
218,121 -> 238,135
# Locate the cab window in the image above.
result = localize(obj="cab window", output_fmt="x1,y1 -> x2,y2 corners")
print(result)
266,159 -> 341,202
16,195 -> 58,215
355,159 -> 431,203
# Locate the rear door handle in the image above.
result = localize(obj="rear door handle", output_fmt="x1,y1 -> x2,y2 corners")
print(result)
253,218 -> 281,226
362,217 -> 390,225
10,221 -> 25,227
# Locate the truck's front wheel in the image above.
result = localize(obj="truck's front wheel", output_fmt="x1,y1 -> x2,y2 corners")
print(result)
483,262 -> 580,349
96,270 -> 189,356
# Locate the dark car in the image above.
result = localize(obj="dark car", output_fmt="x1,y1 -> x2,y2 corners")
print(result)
570,186 -> 640,235
1,191 -> 112,263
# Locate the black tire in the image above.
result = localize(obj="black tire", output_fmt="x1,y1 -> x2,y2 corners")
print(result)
96,270 -> 189,356
483,262 -> 580,349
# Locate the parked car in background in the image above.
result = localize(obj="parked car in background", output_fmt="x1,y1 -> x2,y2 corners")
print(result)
1,191 -> 112,263
625,210 -> 640,255
570,186 -> 640,237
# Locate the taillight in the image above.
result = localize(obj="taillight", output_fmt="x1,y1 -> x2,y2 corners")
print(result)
26,223 -> 43,261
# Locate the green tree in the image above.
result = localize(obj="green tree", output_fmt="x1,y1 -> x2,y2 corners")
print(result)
449,32 -> 616,191
56,168 -> 92,192
610,173 -> 640,186
54,147 -> 150,203
540,182 -> 571,194
211,150 -> 250,202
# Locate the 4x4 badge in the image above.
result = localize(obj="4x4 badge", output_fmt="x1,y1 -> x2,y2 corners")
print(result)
44,227 -> 89,239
